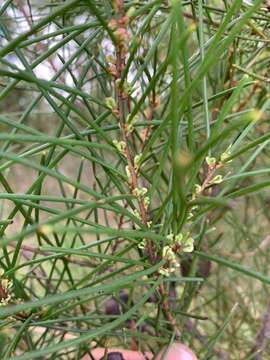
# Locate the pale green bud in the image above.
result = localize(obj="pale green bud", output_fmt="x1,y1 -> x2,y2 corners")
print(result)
211,175 -> 223,184
105,97 -> 116,110
206,156 -> 216,166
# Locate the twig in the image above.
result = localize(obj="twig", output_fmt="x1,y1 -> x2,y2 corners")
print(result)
250,298 -> 270,359
159,282 -> 181,339
110,0 -> 154,261
110,0 -> 180,338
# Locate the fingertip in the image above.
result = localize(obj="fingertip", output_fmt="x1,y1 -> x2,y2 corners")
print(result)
156,343 -> 197,360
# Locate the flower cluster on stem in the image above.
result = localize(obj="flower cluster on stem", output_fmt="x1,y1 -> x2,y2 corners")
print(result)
109,0 -> 155,263
0,270 -> 13,307
188,146 -> 233,220
159,232 -> 195,277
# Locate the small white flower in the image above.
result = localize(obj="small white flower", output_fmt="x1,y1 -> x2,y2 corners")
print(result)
134,154 -> 142,170
125,165 -> 131,178
175,233 -> 183,244
159,267 -> 170,277
105,97 -> 116,110
1,279 -> 12,290
138,239 -> 146,250
126,114 -> 138,134
162,246 -> 176,262
127,122 -> 134,133
206,156 -> 216,166
220,144 -> 232,163
211,175 -> 223,184
123,80 -> 132,94
131,209 -> 140,219
133,187 -> 148,198
0,294 -> 11,306
143,196 -> 150,209
181,235 -> 194,253
166,233 -> 174,243
169,232 -> 195,253
113,140 -> 126,154
194,184 -> 202,195
147,221 -> 152,228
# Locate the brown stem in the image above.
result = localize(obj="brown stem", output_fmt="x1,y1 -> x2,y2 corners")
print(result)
159,283 -> 181,338
201,163 -> 221,193
111,0 -> 181,338
112,2 -> 155,263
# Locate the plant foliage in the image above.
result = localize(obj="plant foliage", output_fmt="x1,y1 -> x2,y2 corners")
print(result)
0,0 -> 270,358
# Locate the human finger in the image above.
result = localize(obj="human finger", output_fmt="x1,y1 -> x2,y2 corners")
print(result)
156,343 -> 197,360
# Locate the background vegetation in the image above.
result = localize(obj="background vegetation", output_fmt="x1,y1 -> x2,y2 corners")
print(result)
0,0 -> 270,358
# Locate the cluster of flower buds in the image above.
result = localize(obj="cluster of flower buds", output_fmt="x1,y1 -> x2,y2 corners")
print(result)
105,97 -> 119,117
132,186 -> 147,199
109,1 -> 129,54
220,144 -> 232,163
167,232 -> 194,253
138,238 -> 146,250
134,154 -> 142,172
158,232 -> 194,277
188,146 -> 233,220
206,144 -> 232,168
126,114 -> 138,134
132,186 -> 150,211
131,208 -> 140,220
113,139 -> 126,154
0,270 -> 13,307
106,1 -> 130,95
